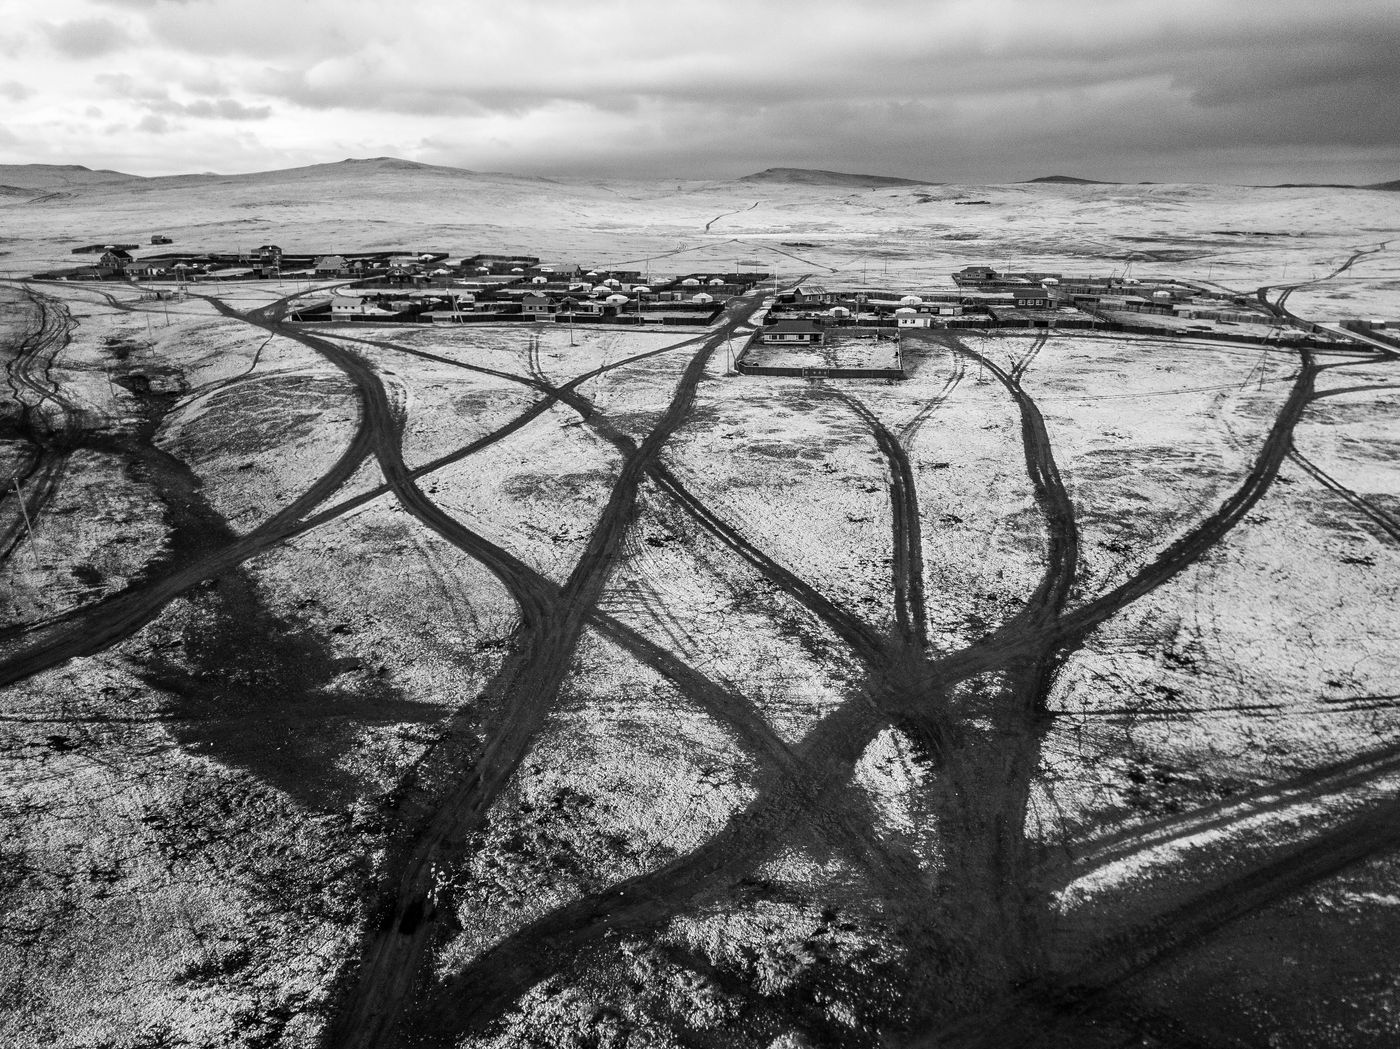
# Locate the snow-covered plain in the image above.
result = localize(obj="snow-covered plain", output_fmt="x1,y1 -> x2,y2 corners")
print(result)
0,162 -> 1398,1048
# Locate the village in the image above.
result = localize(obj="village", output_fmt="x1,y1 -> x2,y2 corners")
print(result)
34,243 -> 1399,380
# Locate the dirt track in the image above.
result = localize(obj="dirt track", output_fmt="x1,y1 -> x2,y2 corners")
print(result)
2,267 -> 1399,1047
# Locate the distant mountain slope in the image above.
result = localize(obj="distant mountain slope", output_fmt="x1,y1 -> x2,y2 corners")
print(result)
1021,175 -> 1115,185
282,156 -> 482,177
0,164 -> 142,189
148,157 -> 484,184
736,167 -> 935,188
136,156 -> 563,192
1366,179 -> 1400,192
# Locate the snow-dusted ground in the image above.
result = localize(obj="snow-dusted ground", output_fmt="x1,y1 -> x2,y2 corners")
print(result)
0,166 -> 1398,1048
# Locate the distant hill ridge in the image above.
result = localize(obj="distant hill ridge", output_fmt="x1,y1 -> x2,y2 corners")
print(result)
1021,174 -> 1116,185
0,163 -> 143,189
331,156 -> 478,174
0,157 -> 1393,192
736,167 -> 936,188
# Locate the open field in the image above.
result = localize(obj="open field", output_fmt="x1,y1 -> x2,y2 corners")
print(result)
1,166 -> 1399,1048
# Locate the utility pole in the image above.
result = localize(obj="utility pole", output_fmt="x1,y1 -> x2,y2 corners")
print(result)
12,477 -> 40,567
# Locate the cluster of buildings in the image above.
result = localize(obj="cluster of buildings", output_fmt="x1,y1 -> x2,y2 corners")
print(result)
39,241 -> 771,326
45,245 -> 453,282
946,265 -> 1292,332
39,243 -> 1363,350
319,256 -> 771,326
758,266 -> 1312,341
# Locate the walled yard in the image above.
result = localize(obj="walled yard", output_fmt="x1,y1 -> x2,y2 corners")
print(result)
741,330 -> 902,374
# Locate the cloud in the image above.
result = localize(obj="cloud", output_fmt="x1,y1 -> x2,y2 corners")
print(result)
2,0 -> 1398,183
0,81 -> 30,102
178,98 -> 272,120
137,113 -> 170,133
94,72 -> 164,101
43,17 -> 132,58
93,74 -> 270,121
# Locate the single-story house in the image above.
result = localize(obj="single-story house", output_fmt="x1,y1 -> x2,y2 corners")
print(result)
761,319 -> 825,344
953,265 -> 1001,286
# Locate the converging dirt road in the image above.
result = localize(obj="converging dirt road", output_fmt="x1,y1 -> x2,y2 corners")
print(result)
2,252 -> 1398,1049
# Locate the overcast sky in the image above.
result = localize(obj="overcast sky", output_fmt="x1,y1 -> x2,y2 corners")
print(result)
1,0 -> 1398,184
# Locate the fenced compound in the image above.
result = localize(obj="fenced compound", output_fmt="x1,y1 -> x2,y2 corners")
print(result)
736,362 -> 906,379
735,325 -> 906,379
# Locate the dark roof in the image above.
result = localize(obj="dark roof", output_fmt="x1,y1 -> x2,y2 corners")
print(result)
768,319 -> 822,333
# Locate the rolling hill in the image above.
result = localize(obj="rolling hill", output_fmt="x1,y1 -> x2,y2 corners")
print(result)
735,167 -> 936,188
1021,174 -> 1116,185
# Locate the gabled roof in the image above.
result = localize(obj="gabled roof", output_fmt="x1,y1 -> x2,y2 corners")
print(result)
768,318 -> 822,333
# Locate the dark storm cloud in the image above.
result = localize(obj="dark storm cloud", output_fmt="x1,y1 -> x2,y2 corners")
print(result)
5,0 -> 1399,182
222,0 -> 1400,169
43,17 -> 131,57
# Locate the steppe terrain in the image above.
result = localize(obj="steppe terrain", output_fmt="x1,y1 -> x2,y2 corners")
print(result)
1,160 -> 1399,1049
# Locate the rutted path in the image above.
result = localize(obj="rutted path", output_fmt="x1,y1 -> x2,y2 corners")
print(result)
704,200 -> 760,232
324,291 -> 768,1048
4,268 -> 1399,1048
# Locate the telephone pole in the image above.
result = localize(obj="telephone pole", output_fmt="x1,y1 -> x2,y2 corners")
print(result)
12,477 -> 40,567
